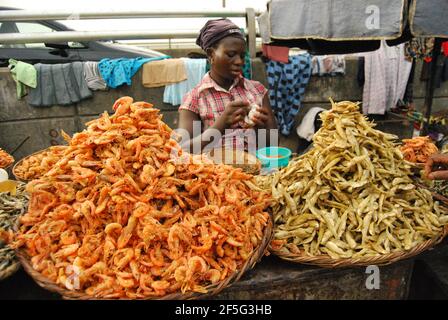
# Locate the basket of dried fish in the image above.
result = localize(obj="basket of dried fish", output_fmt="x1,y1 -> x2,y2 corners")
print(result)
0,181 -> 28,280
11,97 -> 273,299
13,146 -> 67,182
260,100 -> 448,268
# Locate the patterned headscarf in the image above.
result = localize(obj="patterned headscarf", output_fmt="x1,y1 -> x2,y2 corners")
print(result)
196,18 -> 245,51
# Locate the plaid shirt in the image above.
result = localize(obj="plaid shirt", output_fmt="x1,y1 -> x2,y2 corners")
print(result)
179,72 -> 267,150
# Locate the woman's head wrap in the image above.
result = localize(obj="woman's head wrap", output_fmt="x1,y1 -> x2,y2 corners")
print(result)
196,18 -> 245,51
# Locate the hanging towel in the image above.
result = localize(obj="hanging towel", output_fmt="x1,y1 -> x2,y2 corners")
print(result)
83,61 -> 107,91
311,55 -> 346,76
163,58 -> 206,106
296,107 -> 326,141
8,59 -> 37,99
142,58 -> 187,88
262,44 -> 289,63
362,41 -> 412,115
28,62 -> 92,107
98,56 -> 168,89
266,53 -> 312,136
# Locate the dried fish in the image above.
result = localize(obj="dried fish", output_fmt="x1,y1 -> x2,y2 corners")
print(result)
258,100 -> 448,259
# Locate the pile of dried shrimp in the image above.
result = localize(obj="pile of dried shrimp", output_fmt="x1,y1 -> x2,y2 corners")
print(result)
260,100 -> 448,260
400,136 -> 438,164
11,97 -> 271,299
14,146 -> 67,181
0,148 -> 14,169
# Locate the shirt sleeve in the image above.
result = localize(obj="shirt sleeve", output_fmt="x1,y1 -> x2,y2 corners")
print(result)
178,90 -> 199,114
251,80 -> 268,97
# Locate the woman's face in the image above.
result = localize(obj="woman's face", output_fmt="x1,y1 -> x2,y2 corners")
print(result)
209,36 -> 246,81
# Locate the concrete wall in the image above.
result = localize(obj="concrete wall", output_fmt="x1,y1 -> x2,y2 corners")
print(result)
1,57 -> 447,161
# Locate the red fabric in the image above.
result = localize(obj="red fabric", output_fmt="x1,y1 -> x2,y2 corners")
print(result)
442,41 -> 448,57
262,44 -> 290,63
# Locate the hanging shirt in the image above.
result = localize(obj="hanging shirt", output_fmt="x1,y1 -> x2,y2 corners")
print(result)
266,53 -> 312,136
142,58 -> 187,88
8,59 -> 37,99
362,41 -> 412,115
28,62 -> 92,107
83,61 -> 107,91
98,56 -> 168,89
163,58 -> 207,106
179,72 -> 267,151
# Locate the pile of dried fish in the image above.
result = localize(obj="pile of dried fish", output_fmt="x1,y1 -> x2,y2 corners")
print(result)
262,100 -> 448,260
0,182 -> 28,279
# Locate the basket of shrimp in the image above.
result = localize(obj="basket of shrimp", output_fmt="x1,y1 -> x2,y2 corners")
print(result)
12,146 -> 68,182
400,136 -> 439,174
256,100 -> 448,268
10,97 -> 273,299
0,148 -> 14,171
0,181 -> 29,280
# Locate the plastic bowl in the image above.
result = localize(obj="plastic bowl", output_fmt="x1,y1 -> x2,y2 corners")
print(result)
256,147 -> 292,169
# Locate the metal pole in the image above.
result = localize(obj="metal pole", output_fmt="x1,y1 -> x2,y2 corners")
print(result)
0,30 -> 204,44
421,38 -> 443,136
0,9 -> 260,21
245,8 -> 257,59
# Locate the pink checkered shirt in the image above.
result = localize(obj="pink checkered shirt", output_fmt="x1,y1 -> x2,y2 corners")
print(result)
179,72 -> 267,151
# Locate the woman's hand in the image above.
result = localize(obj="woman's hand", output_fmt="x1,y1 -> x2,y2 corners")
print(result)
214,100 -> 250,131
424,153 -> 448,180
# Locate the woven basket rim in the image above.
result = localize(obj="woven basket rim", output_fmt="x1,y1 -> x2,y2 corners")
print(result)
0,258 -> 20,281
12,146 -> 67,182
16,216 -> 273,300
270,230 -> 447,268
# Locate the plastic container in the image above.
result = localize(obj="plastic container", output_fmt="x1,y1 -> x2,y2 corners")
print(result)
256,147 -> 292,169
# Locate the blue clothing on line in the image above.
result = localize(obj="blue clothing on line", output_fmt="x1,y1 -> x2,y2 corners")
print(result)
163,58 -> 207,106
98,56 -> 169,89
266,53 -> 311,136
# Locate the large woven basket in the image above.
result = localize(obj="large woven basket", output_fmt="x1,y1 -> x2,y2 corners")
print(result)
0,248 -> 20,281
270,228 -> 447,268
16,216 -> 273,300
270,192 -> 448,268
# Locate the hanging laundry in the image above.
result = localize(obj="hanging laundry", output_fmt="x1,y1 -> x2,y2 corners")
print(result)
266,53 -> 312,136
163,58 -> 206,106
28,62 -> 92,107
83,61 -> 107,91
8,59 -> 37,99
311,55 -> 346,76
362,41 -> 413,115
262,44 -> 289,63
404,38 -> 434,61
296,107 -> 326,142
142,58 -> 187,88
99,56 -> 168,89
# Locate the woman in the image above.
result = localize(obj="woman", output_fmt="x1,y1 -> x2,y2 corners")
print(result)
425,153 -> 448,180
178,18 -> 277,154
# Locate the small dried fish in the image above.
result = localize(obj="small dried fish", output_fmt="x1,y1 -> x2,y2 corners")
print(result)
0,182 -> 28,277
258,100 -> 448,259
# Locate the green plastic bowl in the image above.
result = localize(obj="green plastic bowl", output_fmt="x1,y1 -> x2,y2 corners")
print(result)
256,147 -> 292,169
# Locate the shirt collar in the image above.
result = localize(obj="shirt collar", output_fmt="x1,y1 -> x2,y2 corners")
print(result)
198,72 -> 245,94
